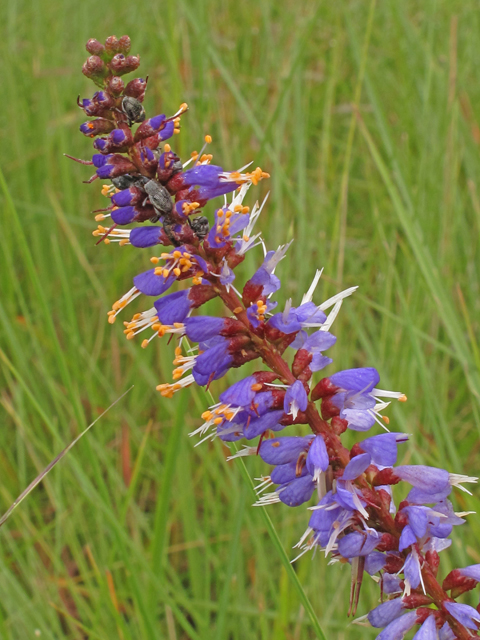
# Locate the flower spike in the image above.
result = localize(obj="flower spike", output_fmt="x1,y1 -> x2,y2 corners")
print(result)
71,35 -> 479,640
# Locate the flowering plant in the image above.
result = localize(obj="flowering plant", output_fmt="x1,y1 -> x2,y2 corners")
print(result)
70,35 -> 480,639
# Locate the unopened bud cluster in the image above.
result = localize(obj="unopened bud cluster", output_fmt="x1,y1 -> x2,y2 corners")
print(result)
70,36 -> 480,639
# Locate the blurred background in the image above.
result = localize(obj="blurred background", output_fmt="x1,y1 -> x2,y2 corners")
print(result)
1,0 -> 480,638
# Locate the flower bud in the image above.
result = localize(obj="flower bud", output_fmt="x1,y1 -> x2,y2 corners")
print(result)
109,54 -> 140,76
94,127 -> 133,154
79,118 -> 115,137
86,39 -> 105,56
106,76 -> 125,96
118,35 -> 131,54
82,56 -> 107,86
104,35 -> 120,55
124,77 -> 148,102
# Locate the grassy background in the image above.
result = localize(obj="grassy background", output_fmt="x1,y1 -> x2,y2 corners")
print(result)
1,0 -> 480,638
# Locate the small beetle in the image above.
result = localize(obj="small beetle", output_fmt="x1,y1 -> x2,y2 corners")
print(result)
121,96 -> 146,127
143,180 -> 173,217
189,216 -> 210,240
111,174 -> 139,190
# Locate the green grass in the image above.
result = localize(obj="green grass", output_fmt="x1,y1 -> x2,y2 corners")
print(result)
1,0 -> 480,638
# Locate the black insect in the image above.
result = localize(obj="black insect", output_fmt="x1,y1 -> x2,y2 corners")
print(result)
111,174 -> 139,190
121,96 -> 146,127
143,180 -> 173,217
189,216 -> 210,240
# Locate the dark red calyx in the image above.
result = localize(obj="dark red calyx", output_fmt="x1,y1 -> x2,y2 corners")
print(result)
320,396 -> 340,420
189,284 -> 218,308
425,550 -> 440,577
384,555 -> 404,573
403,594 -> 433,609
124,77 -> 148,102
311,376 -> 338,401
292,349 -> 312,377
376,533 -> 398,552
220,318 -> 248,337
443,569 -> 477,595
331,416 -> 348,435
372,467 -> 400,488
252,372 -> 279,386
242,280 -> 263,308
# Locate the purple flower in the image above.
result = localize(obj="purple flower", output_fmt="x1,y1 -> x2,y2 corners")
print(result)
360,433 -> 408,467
219,376 -> 257,407
185,316 -> 226,343
404,547 -> 422,590
129,227 -> 167,248
133,269 -> 175,297
258,436 -> 313,466
444,602 -> 480,630
412,615 -> 437,640
154,290 -> 192,325
343,453 -> 371,480
111,206 -> 136,224
375,611 -> 417,639
337,530 -> 379,559
398,525 -> 417,552
319,367 -> 404,432
244,410 -> 285,439
206,206 -> 250,249
368,598 -> 405,628
284,381 -> 308,419
306,435 -> 329,480
192,338 -> 233,386
393,466 -> 477,504
248,244 -> 291,298
276,474 -> 314,507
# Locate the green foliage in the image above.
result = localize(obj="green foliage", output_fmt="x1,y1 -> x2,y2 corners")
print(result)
1,0 -> 480,637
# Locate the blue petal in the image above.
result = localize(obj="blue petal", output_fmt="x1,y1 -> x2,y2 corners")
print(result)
259,436 -> 313,465
244,410 -> 285,439
412,615 -> 437,640
398,524 -> 417,552
133,269 -> 175,296
306,435 -> 329,475
360,433 -> 400,467
329,367 -> 380,392
337,531 -> 379,558
444,602 -> 480,630
376,611 -> 417,639
278,475 -> 314,507
368,598 -> 404,628
184,316 -> 225,342
343,453 -> 371,480
154,290 -> 191,324
130,227 -> 164,248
